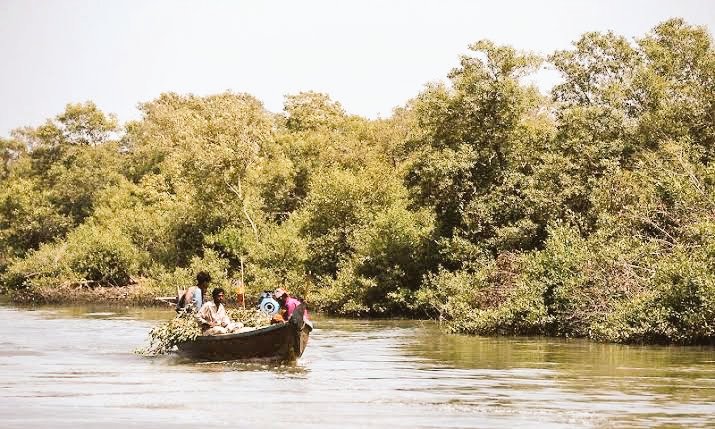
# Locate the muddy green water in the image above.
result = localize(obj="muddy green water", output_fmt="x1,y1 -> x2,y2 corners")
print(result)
0,304 -> 713,428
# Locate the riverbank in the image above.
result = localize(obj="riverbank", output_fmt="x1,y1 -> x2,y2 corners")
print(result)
2,283 -> 167,306
4,284 -> 715,348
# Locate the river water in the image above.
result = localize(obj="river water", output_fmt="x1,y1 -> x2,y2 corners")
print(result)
0,304 -> 713,428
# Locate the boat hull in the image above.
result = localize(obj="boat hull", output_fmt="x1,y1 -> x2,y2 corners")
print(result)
177,320 -> 312,362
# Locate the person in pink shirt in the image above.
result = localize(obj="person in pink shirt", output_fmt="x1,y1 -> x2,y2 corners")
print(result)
273,288 -> 309,323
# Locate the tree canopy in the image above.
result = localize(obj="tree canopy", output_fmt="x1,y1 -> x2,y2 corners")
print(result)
1,19 -> 713,344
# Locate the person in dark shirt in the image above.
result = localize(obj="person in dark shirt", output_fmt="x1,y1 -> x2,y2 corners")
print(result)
177,271 -> 211,313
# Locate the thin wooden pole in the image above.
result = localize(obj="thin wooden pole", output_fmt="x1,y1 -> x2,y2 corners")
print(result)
239,256 -> 246,308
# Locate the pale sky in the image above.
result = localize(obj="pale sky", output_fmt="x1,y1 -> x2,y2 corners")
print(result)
1,0 -> 713,137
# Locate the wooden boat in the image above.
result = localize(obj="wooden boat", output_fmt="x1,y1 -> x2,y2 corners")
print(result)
176,305 -> 313,362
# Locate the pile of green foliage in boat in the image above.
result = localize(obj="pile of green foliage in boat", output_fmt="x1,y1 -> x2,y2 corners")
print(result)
137,308 -> 271,355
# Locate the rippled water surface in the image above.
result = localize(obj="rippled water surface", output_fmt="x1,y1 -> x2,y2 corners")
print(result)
0,304 -> 713,428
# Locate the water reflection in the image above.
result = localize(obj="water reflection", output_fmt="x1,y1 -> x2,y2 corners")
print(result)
0,303 -> 713,429
167,357 -> 310,377
406,323 -> 715,427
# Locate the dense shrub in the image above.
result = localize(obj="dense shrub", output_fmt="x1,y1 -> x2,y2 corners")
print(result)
592,249 -> 715,344
64,224 -> 147,285
2,223 -> 148,301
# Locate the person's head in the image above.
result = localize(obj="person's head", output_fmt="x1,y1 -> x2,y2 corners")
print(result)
196,271 -> 211,289
274,288 -> 288,305
212,287 -> 226,305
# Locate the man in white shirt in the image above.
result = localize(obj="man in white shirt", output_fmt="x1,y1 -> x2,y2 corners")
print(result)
196,288 -> 243,335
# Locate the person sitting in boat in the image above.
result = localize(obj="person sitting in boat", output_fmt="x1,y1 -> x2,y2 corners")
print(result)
196,287 -> 244,335
177,271 -> 211,313
272,288 -> 309,324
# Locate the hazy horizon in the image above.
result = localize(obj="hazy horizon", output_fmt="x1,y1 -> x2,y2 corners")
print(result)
1,0 -> 713,137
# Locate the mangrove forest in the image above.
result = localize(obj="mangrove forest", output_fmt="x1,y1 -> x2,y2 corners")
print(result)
1,18 -> 713,345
